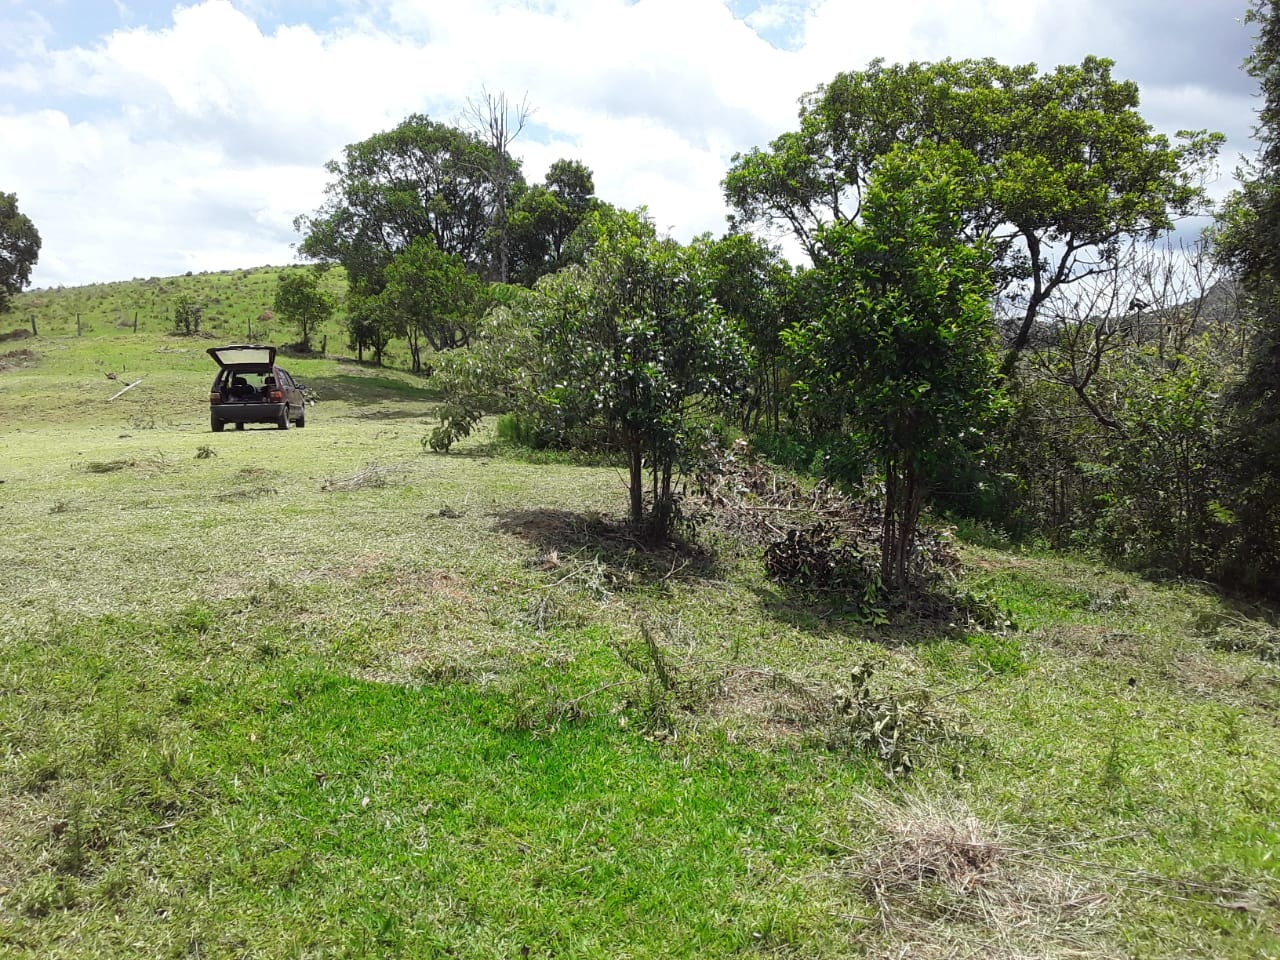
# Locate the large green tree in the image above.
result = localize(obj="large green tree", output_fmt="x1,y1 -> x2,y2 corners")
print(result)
789,144 -> 1002,586
508,159 -> 599,284
294,115 -> 518,294
0,192 -> 41,314
724,57 -> 1220,375
1210,0 -> 1280,595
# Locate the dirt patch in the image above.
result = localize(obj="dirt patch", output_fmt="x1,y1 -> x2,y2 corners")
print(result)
0,348 -> 36,372
378,570 -> 472,608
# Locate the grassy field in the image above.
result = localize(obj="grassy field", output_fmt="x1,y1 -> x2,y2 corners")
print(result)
2,320 -> 1279,958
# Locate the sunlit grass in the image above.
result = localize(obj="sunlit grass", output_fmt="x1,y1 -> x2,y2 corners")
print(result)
1,329 -> 1278,958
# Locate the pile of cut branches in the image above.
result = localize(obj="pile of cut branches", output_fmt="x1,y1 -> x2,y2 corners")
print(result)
693,440 -> 960,588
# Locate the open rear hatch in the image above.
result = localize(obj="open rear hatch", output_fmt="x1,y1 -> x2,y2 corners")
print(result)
207,345 -> 276,369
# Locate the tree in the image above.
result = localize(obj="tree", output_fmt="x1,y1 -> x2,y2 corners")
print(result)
1002,238 -> 1240,573
273,271 -> 334,352
378,237 -> 481,373
172,295 -> 202,335
465,89 -> 532,284
1210,0 -> 1280,595
294,115 -> 516,294
693,231 -> 795,432
724,57 -> 1221,376
508,160 -> 599,285
0,192 -> 41,314
789,144 -> 1002,586
435,209 -> 747,536
343,292 -> 394,366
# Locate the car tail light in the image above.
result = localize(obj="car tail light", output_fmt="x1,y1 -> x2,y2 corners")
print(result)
269,389 -> 284,402
209,392 -> 221,404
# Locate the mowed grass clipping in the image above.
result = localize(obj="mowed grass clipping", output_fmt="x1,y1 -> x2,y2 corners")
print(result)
2,331 -> 1280,958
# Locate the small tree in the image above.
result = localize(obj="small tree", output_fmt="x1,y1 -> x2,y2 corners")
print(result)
0,192 -> 40,314
172,295 -> 202,335
792,144 -> 1002,586
435,209 -> 746,536
344,292 -> 393,365
274,272 -> 334,352
379,236 -> 481,373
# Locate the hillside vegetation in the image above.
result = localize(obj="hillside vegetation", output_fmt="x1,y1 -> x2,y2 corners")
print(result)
0,311 -> 1278,958
8,265 -> 352,357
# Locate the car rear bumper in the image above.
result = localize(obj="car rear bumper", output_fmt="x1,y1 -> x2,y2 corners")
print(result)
211,402 -> 288,424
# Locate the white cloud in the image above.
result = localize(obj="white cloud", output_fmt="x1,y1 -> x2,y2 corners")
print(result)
0,0 -> 1260,288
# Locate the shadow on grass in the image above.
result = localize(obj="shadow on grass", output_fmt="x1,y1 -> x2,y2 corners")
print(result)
301,372 -> 443,406
335,406 -> 438,422
747,578 -> 993,648
493,507 -> 725,588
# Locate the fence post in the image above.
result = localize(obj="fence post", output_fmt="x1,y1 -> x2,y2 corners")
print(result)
76,313 -> 81,336
133,311 -> 138,333
30,313 -> 37,337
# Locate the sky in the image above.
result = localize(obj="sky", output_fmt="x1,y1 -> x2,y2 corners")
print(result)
0,0 -> 1261,289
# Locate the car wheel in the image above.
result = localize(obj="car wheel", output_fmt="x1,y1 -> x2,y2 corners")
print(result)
296,408 -> 306,428
235,422 -> 245,431
277,410 -> 290,430
211,414 -> 224,432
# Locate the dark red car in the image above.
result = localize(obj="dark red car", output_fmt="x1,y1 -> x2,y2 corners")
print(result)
207,345 -> 307,431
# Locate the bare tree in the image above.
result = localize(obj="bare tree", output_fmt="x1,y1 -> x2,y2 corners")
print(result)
1024,237 -> 1242,432
464,88 -> 534,284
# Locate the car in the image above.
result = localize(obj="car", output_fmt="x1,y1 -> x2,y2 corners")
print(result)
207,344 -> 307,431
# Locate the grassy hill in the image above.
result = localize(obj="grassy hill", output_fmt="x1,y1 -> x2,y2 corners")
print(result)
1,292 -> 1278,958
7,265 -> 352,355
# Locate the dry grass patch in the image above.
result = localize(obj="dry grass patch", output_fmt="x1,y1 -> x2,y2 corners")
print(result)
1038,623 -> 1280,712
320,461 -> 405,492
849,795 -> 1114,959
703,668 -> 831,744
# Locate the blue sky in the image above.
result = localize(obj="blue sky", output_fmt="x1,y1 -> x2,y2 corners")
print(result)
0,0 -> 1259,288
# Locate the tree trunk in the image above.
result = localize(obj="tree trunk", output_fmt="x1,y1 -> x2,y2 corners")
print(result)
880,458 -> 899,584
895,463 -> 926,586
627,434 -> 644,526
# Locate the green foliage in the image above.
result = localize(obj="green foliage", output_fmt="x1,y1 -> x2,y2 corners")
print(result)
424,400 -> 482,453
295,114 -> 516,292
694,231 -> 797,432
436,209 -> 747,536
508,159 -> 598,284
725,56 -> 1221,373
790,143 -> 1003,585
1210,0 -> 1280,596
0,191 -> 40,313
377,236 -> 481,373
273,270 -> 335,351
1006,325 -> 1235,577
342,290 -> 394,365
171,294 -> 202,335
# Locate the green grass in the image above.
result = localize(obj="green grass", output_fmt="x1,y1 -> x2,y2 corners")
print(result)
2,317 -> 1279,958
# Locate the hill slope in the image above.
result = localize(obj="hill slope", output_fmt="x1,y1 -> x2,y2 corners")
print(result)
7,265 -> 349,347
